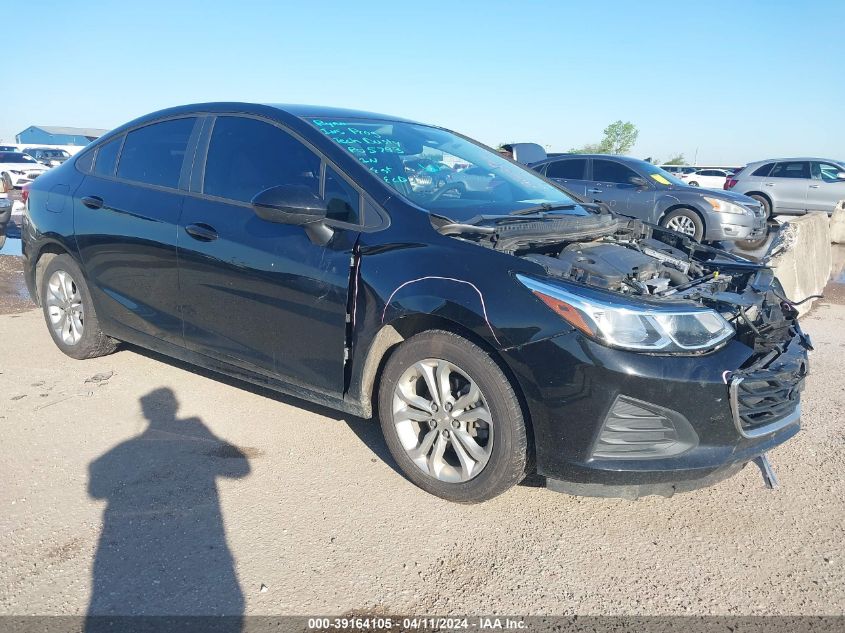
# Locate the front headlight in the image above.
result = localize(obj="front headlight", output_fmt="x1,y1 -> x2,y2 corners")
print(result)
517,275 -> 734,353
703,196 -> 749,215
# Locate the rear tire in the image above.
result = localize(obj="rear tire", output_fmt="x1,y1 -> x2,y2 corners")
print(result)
660,208 -> 704,241
377,330 -> 528,503
39,254 -> 118,360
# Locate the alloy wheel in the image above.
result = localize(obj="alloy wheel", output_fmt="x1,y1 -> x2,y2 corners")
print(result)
46,270 -> 84,345
665,215 -> 697,236
392,358 -> 493,483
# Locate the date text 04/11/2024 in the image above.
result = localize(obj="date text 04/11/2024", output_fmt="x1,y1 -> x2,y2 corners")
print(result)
306,617 -> 527,630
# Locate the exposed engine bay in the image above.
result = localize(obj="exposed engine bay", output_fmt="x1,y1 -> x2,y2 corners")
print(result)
435,212 -> 814,357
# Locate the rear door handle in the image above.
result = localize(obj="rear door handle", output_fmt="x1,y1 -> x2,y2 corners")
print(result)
764,182 -> 775,187
184,223 -> 219,242
587,188 -> 603,194
81,195 -> 104,209
809,184 -> 820,189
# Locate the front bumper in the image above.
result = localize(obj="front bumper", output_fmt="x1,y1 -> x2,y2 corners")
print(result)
703,204 -> 767,242
504,327 -> 808,496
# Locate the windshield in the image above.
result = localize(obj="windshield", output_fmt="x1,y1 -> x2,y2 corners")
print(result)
636,162 -> 687,187
42,150 -> 69,158
308,118 -> 586,221
0,152 -> 38,164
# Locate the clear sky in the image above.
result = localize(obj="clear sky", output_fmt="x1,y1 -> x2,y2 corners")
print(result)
4,0 -> 843,165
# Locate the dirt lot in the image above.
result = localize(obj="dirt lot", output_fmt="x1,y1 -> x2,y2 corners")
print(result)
0,254 -> 843,617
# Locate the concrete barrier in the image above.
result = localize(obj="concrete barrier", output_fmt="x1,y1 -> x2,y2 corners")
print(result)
769,213 -> 831,317
829,200 -> 845,244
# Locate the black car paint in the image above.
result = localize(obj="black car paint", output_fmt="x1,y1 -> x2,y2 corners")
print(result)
22,103 -> 802,493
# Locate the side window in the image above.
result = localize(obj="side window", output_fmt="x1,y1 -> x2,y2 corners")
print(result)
203,116 -> 320,203
814,162 -> 843,183
75,150 -> 95,174
752,163 -> 774,177
593,159 -> 639,185
324,167 -> 361,223
93,137 -> 122,177
547,159 -> 587,179
117,117 -> 196,188
769,161 -> 810,179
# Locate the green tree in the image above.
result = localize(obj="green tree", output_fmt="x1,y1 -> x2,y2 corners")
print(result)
569,120 -> 639,155
663,153 -> 686,165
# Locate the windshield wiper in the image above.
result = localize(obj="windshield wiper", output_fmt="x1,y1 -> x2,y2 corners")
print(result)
509,203 -> 577,216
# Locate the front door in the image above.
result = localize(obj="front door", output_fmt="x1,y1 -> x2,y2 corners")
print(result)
589,158 -> 655,221
177,114 -> 358,395
74,117 -> 199,345
808,161 -> 845,213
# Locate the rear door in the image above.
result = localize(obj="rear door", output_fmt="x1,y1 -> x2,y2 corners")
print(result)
762,161 -> 811,213
544,158 -> 589,196
74,116 -> 200,345
808,161 -> 845,213
177,114 -> 359,394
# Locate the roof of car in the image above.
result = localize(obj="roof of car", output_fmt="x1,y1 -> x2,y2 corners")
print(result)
532,153 -> 648,166
264,103 -> 419,123
745,157 -> 845,164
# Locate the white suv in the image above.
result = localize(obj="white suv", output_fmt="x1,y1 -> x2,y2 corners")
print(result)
727,157 -> 845,218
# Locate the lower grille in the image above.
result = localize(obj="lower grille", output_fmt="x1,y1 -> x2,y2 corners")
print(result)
591,396 -> 698,460
729,355 -> 806,438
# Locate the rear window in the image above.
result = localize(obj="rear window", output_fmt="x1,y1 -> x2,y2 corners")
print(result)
117,117 -> 196,188
751,163 -> 774,177
546,159 -> 587,179
0,152 -> 37,164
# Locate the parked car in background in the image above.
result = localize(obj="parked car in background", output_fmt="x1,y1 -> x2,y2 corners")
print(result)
452,165 -> 504,194
0,145 -> 18,152
23,147 -> 72,167
403,158 -> 454,193
0,151 -> 49,187
21,102 -> 808,502
726,158 -> 845,218
682,168 -> 732,189
531,154 -> 766,243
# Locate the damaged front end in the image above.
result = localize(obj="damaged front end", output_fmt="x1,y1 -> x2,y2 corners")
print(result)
436,212 -> 812,494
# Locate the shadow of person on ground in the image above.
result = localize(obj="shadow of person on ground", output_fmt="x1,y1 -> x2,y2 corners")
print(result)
86,388 -> 249,632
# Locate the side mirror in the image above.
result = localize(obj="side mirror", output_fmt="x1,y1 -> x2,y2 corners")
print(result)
629,176 -> 649,187
836,171 -> 845,181
251,185 -> 333,245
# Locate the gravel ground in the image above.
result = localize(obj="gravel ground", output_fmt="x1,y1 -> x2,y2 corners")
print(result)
0,256 -> 32,315
0,274 -> 843,616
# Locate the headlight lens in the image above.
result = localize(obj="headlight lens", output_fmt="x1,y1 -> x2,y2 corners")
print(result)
703,196 -> 749,215
517,275 -> 734,353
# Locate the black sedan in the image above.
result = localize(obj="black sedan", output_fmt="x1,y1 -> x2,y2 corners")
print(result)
22,103 -> 809,502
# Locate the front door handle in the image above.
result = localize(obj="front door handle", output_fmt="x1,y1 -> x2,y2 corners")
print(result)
184,223 -> 218,242
587,188 -> 603,194
81,195 -> 104,209
809,184 -> 820,189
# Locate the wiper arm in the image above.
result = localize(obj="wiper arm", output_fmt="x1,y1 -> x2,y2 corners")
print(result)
509,203 -> 577,216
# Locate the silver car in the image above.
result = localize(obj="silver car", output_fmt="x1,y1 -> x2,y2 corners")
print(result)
728,157 -> 845,218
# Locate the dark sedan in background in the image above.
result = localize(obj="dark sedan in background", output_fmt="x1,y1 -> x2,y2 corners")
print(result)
22,103 -> 808,502
531,154 -> 767,245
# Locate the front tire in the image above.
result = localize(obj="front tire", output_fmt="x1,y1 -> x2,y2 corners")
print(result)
378,330 -> 528,503
661,208 -> 704,241
39,254 -> 118,360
